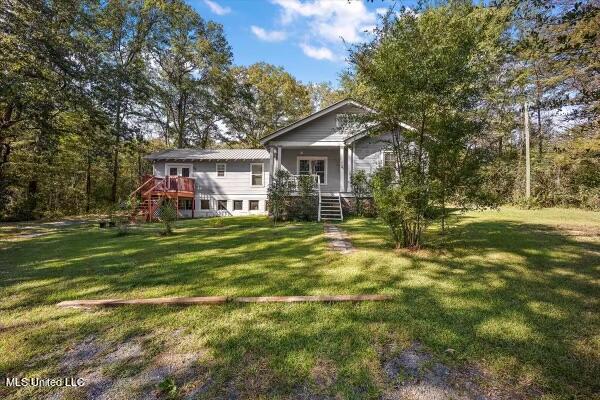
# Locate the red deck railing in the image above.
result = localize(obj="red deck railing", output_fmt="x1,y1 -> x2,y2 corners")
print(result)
136,175 -> 195,197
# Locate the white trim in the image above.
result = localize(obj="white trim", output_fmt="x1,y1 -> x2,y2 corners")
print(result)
165,163 -> 193,177
296,156 -> 328,186
345,123 -> 416,144
347,145 -> 353,191
215,163 -> 226,178
382,149 -> 394,167
268,141 -> 345,147
250,163 -> 264,187
277,146 -> 282,170
339,146 -> 345,192
260,99 -> 375,145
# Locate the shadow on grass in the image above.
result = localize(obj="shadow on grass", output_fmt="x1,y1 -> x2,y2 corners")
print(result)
1,215 -> 598,398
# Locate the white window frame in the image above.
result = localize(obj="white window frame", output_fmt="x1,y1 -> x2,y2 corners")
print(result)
165,163 -> 193,177
200,199 -> 210,210
296,156 -> 328,186
249,200 -> 260,211
216,163 -> 226,178
250,163 -> 264,187
381,150 -> 395,168
233,200 -> 244,211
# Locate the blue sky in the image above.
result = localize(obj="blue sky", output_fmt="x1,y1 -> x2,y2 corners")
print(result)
187,0 -> 417,86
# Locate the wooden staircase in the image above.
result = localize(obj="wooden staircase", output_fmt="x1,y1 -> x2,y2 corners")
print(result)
320,194 -> 343,222
129,175 -> 195,222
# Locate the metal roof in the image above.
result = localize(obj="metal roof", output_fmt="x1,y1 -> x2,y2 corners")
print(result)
145,148 -> 270,161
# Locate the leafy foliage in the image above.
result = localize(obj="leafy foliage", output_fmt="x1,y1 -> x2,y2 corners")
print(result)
267,169 -> 293,223
158,198 -> 177,235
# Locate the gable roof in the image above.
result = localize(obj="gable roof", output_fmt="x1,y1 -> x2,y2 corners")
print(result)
145,148 -> 269,161
259,98 -> 375,145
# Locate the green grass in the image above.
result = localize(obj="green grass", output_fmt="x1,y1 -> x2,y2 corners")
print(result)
0,208 -> 598,399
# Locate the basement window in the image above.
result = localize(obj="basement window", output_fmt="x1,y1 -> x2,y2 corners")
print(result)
200,200 -> 210,210
249,200 -> 259,211
217,200 -> 228,210
233,200 -> 243,211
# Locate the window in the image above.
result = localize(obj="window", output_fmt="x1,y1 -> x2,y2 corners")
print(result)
200,199 -> 210,210
169,167 -> 178,176
181,167 -> 190,177
297,157 -> 327,185
233,200 -> 243,211
249,200 -> 259,211
216,163 -> 226,177
178,199 -> 192,210
217,200 -> 227,210
383,150 -> 395,168
251,163 -> 263,187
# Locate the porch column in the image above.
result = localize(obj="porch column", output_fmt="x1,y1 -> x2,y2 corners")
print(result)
277,146 -> 282,171
339,146 -> 345,193
347,144 -> 353,191
269,147 -> 275,176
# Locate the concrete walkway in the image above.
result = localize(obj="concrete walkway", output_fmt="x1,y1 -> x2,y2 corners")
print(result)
323,223 -> 354,254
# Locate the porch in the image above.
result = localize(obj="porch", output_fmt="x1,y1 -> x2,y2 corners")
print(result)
267,145 -> 354,195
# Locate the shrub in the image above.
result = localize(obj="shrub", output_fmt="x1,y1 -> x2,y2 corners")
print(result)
372,166 -> 431,249
158,198 -> 177,235
350,170 -> 372,216
267,169 -> 293,223
294,175 -> 318,221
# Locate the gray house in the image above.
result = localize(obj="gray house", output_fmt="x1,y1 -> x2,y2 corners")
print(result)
143,99 -> 404,221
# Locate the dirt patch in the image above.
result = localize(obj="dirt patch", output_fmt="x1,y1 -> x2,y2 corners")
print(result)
381,342 -> 489,400
51,334 -> 210,400
380,342 -> 544,400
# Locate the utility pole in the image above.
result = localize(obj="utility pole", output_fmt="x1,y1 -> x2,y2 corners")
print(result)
524,102 -> 531,199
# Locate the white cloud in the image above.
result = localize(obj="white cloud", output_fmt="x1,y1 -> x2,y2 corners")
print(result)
300,43 -> 335,61
204,0 -> 231,16
272,0 -> 376,44
251,25 -> 287,42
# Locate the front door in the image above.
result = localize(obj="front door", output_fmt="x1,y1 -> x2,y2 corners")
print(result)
166,165 -> 191,177
298,157 -> 326,185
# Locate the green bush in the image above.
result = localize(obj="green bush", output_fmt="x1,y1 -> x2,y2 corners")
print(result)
158,198 -> 177,235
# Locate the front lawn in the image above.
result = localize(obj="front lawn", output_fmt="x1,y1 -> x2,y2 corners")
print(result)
0,208 -> 598,399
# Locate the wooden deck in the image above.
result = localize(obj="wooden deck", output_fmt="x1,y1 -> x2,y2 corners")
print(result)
130,175 -> 196,221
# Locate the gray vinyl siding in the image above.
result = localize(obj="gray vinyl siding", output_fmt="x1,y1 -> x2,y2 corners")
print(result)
194,161 -> 268,195
279,147 -> 341,192
152,160 -> 268,195
280,104 -> 367,144
352,133 -> 394,175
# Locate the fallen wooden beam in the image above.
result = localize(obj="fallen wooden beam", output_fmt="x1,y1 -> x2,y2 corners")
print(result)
57,294 -> 392,308
233,295 -> 393,303
57,296 -> 228,308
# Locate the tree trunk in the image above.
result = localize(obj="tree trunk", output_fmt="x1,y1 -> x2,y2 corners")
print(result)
111,102 -> 122,204
85,151 -> 92,213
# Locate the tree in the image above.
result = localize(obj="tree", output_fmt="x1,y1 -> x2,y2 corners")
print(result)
223,63 -> 312,147
147,0 -> 232,149
94,0 -> 158,203
348,1 -> 507,247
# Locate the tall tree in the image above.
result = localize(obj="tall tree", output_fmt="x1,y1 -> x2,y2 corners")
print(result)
147,0 -> 232,149
223,63 -> 312,147
94,0 -> 158,203
349,1 -> 508,246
